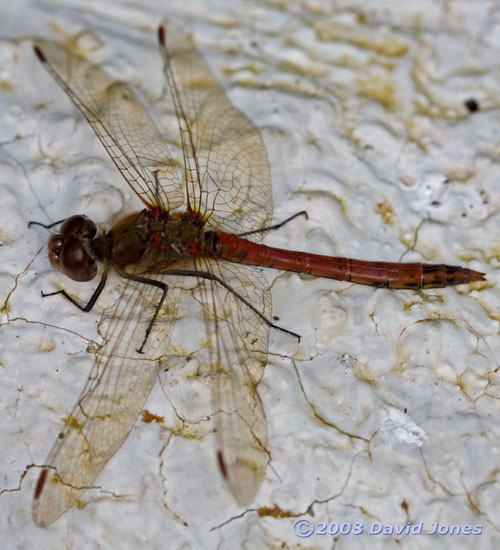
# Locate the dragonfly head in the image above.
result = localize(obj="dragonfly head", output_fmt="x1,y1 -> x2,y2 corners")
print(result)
48,215 -> 100,282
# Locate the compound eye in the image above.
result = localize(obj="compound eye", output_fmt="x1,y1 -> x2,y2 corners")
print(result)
48,235 -> 63,269
59,215 -> 88,238
60,237 -> 97,282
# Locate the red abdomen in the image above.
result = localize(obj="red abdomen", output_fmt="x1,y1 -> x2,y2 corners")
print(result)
213,232 -> 485,289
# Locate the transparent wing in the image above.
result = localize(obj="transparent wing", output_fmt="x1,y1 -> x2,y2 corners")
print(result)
33,38 -> 184,211
33,21 -> 276,523
32,271 -> 183,527
193,257 -> 271,505
158,19 -> 273,236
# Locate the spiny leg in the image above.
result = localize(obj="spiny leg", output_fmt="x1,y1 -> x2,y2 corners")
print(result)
238,211 -> 308,237
166,268 -> 301,342
28,219 -> 67,230
117,270 -> 168,354
152,170 -> 162,206
40,268 -> 109,312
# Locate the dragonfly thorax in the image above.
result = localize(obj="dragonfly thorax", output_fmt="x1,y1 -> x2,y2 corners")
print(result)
109,209 -> 207,272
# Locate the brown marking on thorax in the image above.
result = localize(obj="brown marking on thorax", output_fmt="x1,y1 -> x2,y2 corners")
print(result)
108,209 -> 208,273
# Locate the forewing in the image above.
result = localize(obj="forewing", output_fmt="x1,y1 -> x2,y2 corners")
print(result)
158,20 -> 273,236
193,257 -> 271,504
33,38 -> 184,211
32,271 -> 182,527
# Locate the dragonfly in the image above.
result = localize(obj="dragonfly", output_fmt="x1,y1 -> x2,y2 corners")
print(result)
31,19 -> 485,527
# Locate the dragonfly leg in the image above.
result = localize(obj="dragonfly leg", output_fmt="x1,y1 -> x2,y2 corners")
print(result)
41,268 -> 109,312
152,170 -> 162,206
117,270 -> 168,354
28,219 -> 67,230
238,211 -> 308,237
166,268 -> 301,342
